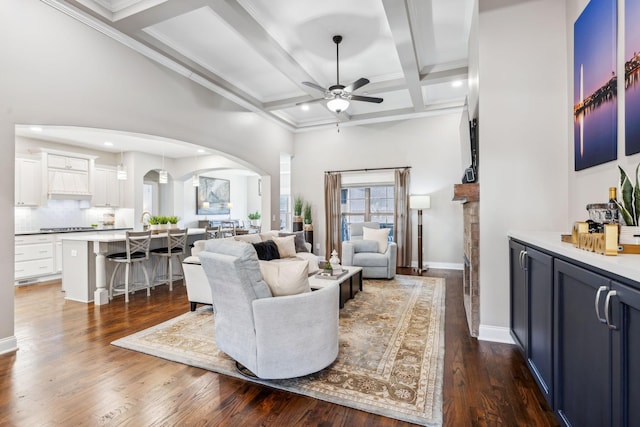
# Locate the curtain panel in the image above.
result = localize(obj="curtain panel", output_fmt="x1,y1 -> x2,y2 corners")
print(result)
324,172 -> 342,259
394,168 -> 411,267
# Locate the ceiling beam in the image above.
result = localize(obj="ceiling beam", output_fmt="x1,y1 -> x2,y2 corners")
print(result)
381,0 -> 425,112
205,0 -> 322,97
421,66 -> 468,84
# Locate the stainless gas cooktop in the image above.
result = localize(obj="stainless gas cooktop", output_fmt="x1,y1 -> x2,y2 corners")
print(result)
39,227 -> 96,233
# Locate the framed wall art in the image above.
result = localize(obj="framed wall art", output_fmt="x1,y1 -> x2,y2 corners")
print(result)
196,177 -> 230,215
573,0 -> 617,171
626,0 -> 640,155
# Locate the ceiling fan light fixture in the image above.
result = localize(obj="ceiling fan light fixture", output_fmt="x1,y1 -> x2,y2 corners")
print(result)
301,103 -> 310,111
327,98 -> 349,113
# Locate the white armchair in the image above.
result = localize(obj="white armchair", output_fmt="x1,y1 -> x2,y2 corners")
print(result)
342,222 -> 397,279
199,239 -> 339,379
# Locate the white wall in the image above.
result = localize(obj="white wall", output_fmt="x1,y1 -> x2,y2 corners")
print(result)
292,113 -> 464,267
0,0 -> 293,353
477,0 -> 570,338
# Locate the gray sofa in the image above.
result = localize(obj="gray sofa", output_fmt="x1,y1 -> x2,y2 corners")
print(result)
183,230 -> 318,311
342,222 -> 397,279
199,239 -> 339,379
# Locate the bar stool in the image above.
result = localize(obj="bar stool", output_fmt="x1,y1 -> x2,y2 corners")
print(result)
107,230 -> 152,303
151,228 -> 188,291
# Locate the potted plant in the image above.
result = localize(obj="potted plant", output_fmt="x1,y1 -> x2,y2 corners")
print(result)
303,202 -> 313,231
616,164 -> 640,243
148,215 -> 163,233
293,195 -> 304,232
167,216 -> 179,229
248,211 -> 261,227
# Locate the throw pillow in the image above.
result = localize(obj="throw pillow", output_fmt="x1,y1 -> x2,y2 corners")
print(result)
362,227 -> 391,253
234,233 -> 262,244
259,260 -> 311,296
279,231 -> 309,253
252,240 -> 280,261
271,235 -> 297,258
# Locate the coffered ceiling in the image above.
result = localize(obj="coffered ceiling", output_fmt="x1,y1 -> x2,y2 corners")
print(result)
46,0 -> 473,131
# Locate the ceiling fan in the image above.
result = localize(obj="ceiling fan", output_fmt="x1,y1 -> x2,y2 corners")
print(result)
299,35 -> 383,113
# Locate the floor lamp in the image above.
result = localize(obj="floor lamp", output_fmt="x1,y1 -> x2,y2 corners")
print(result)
410,195 -> 431,275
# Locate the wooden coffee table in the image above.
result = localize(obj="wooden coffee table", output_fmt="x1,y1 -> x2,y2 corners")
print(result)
309,266 -> 363,308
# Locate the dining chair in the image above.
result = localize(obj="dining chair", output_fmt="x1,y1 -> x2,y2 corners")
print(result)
107,230 -> 152,303
221,221 -> 236,237
205,225 -> 221,239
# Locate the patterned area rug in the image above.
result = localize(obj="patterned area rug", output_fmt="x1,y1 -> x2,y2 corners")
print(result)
112,275 -> 445,426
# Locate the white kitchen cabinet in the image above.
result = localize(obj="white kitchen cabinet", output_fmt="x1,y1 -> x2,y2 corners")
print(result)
15,158 -> 42,206
93,167 -> 120,207
15,235 -> 55,281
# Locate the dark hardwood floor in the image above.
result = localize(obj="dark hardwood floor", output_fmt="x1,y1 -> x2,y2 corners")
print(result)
0,269 -> 558,426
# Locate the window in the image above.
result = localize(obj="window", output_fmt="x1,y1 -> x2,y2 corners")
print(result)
341,185 -> 394,241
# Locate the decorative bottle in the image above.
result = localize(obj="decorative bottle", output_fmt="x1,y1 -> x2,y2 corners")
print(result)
608,187 -> 619,224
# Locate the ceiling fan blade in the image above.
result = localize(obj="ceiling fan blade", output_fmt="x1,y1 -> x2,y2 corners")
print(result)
344,78 -> 370,93
302,81 -> 327,93
295,97 -> 326,106
351,95 -> 383,103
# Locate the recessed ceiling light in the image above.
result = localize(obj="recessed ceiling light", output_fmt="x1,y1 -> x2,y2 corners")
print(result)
301,104 -> 310,111
197,149 -> 205,153
30,126 -> 42,132
104,141 -> 114,146
451,80 -> 463,88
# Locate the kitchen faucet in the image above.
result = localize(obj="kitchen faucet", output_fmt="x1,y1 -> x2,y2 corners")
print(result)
140,211 -> 151,230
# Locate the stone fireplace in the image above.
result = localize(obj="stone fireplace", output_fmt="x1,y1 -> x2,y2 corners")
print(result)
453,183 -> 479,337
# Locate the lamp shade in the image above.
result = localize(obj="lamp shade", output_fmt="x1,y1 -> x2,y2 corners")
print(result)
326,97 -> 349,113
158,170 -> 168,184
409,195 -> 431,210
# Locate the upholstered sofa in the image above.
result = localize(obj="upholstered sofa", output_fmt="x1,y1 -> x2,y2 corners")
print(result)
183,230 -> 318,311
199,238 -> 339,379
342,222 -> 397,279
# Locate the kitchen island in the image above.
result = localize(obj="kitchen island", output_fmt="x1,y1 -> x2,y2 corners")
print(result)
61,229 -> 205,304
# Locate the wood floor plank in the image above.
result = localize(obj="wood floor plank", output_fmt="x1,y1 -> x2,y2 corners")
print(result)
0,269 -> 557,426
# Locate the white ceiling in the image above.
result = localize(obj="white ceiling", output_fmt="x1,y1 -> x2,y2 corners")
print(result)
52,0 -> 473,131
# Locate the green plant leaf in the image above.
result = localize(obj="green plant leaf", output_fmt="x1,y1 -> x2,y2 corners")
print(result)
619,166 -> 636,226
634,163 -> 640,226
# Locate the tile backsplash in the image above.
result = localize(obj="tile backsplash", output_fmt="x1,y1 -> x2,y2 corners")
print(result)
15,200 -> 129,232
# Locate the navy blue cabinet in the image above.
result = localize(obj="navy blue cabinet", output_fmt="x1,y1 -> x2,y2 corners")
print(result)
610,281 -> 640,427
509,240 -> 527,352
509,239 -> 554,407
553,259 -> 640,427
554,259 -> 611,427
510,235 -> 640,427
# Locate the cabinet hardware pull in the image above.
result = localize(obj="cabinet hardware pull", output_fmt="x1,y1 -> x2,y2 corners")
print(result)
518,250 -> 522,269
604,290 -> 618,330
595,286 -> 608,324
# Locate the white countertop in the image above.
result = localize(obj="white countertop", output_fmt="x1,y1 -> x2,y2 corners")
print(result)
61,228 -> 206,243
508,230 -> 640,284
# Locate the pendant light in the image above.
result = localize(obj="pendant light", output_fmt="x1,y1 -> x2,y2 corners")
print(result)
116,150 -> 127,180
159,151 -> 168,184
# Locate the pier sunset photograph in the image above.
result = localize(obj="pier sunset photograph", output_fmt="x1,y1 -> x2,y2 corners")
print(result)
626,0 -> 640,155
573,0 -> 617,171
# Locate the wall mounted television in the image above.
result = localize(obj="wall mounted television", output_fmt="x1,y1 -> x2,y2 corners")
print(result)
459,100 -> 478,183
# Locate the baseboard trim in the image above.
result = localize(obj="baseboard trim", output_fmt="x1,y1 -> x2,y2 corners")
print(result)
411,261 -> 464,270
0,336 -> 18,355
478,325 -> 515,344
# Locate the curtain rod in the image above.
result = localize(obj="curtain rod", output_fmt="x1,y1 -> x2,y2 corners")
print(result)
324,166 -> 411,174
